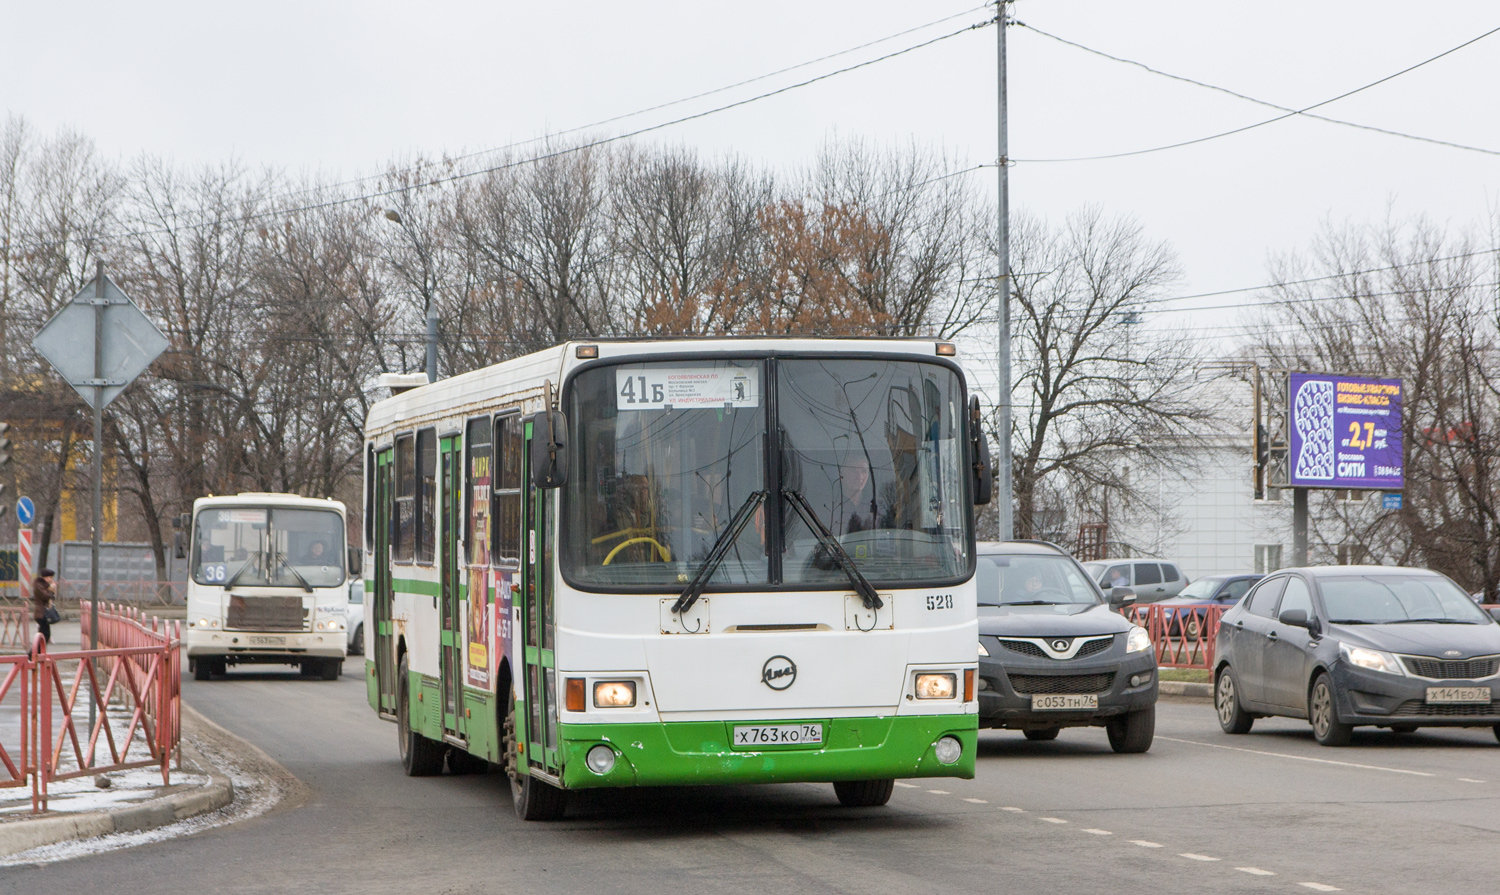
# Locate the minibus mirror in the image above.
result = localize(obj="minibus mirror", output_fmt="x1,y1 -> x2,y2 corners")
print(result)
529,410 -> 569,489
173,512 -> 190,530
347,546 -> 362,575
173,530 -> 186,561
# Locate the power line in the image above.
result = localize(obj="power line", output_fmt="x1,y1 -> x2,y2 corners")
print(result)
1010,20 -> 1500,163
1018,22 -> 1500,158
10,16 -> 994,255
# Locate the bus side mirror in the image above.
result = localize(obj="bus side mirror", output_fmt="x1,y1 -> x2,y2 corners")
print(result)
969,396 -> 993,505
173,512 -> 190,530
347,546 -> 362,574
529,410 -> 569,489
173,531 -> 186,560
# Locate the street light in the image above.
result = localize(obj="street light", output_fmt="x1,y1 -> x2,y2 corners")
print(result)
379,208 -> 437,383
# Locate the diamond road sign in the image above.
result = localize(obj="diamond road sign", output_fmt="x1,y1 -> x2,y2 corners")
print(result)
31,273 -> 168,410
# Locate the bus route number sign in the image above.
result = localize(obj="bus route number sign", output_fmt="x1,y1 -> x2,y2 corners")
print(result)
617,367 -> 760,411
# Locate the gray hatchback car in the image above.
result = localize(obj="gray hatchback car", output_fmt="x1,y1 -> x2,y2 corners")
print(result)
977,541 -> 1159,752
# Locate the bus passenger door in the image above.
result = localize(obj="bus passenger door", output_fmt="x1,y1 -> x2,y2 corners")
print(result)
375,449 -> 397,716
440,436 -> 465,742
520,419 -> 561,775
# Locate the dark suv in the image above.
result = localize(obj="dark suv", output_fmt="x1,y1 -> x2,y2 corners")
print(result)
977,541 -> 1158,752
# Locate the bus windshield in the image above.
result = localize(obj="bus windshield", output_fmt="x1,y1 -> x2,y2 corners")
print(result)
563,357 -> 970,590
193,506 -> 346,587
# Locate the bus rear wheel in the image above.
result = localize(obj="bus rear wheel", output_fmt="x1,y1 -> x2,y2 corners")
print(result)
833,779 -> 895,807
503,688 -> 567,821
398,654 -> 445,776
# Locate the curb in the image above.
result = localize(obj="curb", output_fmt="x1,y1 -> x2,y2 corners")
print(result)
0,709 -> 235,858
1159,680 -> 1213,700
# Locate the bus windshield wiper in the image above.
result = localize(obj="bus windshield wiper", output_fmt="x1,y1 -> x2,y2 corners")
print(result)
782,489 -> 883,611
672,491 -> 767,615
275,551 -> 314,593
223,558 -> 256,590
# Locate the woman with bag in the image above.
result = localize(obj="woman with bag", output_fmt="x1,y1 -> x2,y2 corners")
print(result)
31,568 -> 58,644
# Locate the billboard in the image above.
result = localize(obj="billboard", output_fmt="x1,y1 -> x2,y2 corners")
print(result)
1288,373 -> 1403,490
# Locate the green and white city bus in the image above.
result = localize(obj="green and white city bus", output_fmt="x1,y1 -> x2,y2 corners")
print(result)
182,493 -> 354,681
363,338 -> 992,820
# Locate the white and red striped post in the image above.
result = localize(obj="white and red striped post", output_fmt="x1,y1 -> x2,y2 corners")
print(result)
17,529 -> 34,601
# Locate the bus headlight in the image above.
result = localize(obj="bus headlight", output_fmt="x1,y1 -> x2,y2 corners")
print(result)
593,681 -> 637,708
934,736 -> 963,764
315,619 -> 345,632
915,673 -> 956,700
586,744 -> 616,775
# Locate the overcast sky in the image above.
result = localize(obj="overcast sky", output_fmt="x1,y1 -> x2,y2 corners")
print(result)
5,0 -> 1498,351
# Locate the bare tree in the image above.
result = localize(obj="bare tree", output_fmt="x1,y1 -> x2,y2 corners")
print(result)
1002,206 -> 1214,541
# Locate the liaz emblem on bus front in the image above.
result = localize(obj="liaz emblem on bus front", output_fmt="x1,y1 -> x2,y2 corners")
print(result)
761,655 -> 797,690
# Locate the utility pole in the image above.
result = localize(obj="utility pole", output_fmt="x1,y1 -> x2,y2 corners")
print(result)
996,0 -> 1014,540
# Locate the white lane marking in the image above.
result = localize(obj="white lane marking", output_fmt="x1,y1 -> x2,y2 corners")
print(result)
962,798 -> 988,804
1299,884 -> 1340,892
1081,828 -> 1112,835
1158,736 -> 1435,777
999,806 -> 1025,812
1237,867 -> 1276,876
927,790 -> 950,795
894,782 -> 918,788
1179,853 -> 1220,862
1129,840 -> 1163,848
1459,778 -> 1486,783
1039,817 -> 1068,824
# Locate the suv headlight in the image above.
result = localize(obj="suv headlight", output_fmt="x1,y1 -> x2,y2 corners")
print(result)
1126,626 -> 1152,653
1339,642 -> 1404,676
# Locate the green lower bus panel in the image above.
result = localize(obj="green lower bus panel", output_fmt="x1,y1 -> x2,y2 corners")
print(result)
555,715 -> 976,790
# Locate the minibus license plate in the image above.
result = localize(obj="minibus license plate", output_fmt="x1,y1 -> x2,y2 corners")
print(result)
248,636 -> 286,647
1032,694 -> 1097,710
732,724 -> 823,746
1425,687 -> 1491,704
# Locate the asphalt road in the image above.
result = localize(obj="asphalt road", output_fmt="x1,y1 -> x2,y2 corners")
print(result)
4,660 -> 1498,895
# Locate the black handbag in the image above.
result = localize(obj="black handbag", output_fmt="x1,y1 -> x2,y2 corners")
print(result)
43,606 -> 61,624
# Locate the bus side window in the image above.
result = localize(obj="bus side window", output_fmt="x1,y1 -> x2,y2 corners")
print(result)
416,427 -> 437,565
394,433 -> 415,563
494,413 -> 524,567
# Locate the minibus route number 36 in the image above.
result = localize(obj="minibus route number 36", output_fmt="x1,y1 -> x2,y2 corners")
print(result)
362,338 -> 992,820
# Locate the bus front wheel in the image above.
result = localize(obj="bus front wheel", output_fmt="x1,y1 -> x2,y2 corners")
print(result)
833,779 -> 895,808
503,689 -> 567,821
398,654 -> 445,776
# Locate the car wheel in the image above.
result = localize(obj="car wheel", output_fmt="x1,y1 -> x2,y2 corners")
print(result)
504,686 -> 567,820
321,657 -> 342,681
350,623 -> 364,656
398,653 -> 446,776
1215,666 -> 1254,734
1023,727 -> 1060,741
1309,674 -> 1353,747
1183,616 -> 1202,641
1106,706 -> 1155,753
833,779 -> 896,807
193,659 -> 212,682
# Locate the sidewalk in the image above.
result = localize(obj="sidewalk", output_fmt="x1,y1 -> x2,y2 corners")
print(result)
0,621 -> 236,858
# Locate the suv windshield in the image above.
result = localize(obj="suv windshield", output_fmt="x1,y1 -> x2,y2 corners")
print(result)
1320,574 -> 1490,624
562,357 -> 971,590
192,507 -> 345,587
976,553 -> 1100,606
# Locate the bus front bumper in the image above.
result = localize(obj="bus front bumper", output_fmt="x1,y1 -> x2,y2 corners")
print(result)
555,715 -> 976,790
185,628 -> 347,660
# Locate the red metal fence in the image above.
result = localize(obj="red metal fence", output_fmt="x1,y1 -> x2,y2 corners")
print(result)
1,605 -> 30,651
0,603 -> 180,813
1125,603 -> 1227,670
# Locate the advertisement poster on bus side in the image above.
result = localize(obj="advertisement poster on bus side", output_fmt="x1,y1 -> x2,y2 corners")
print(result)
1288,372 -> 1404,490
467,567 -> 490,689
495,568 -> 518,688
